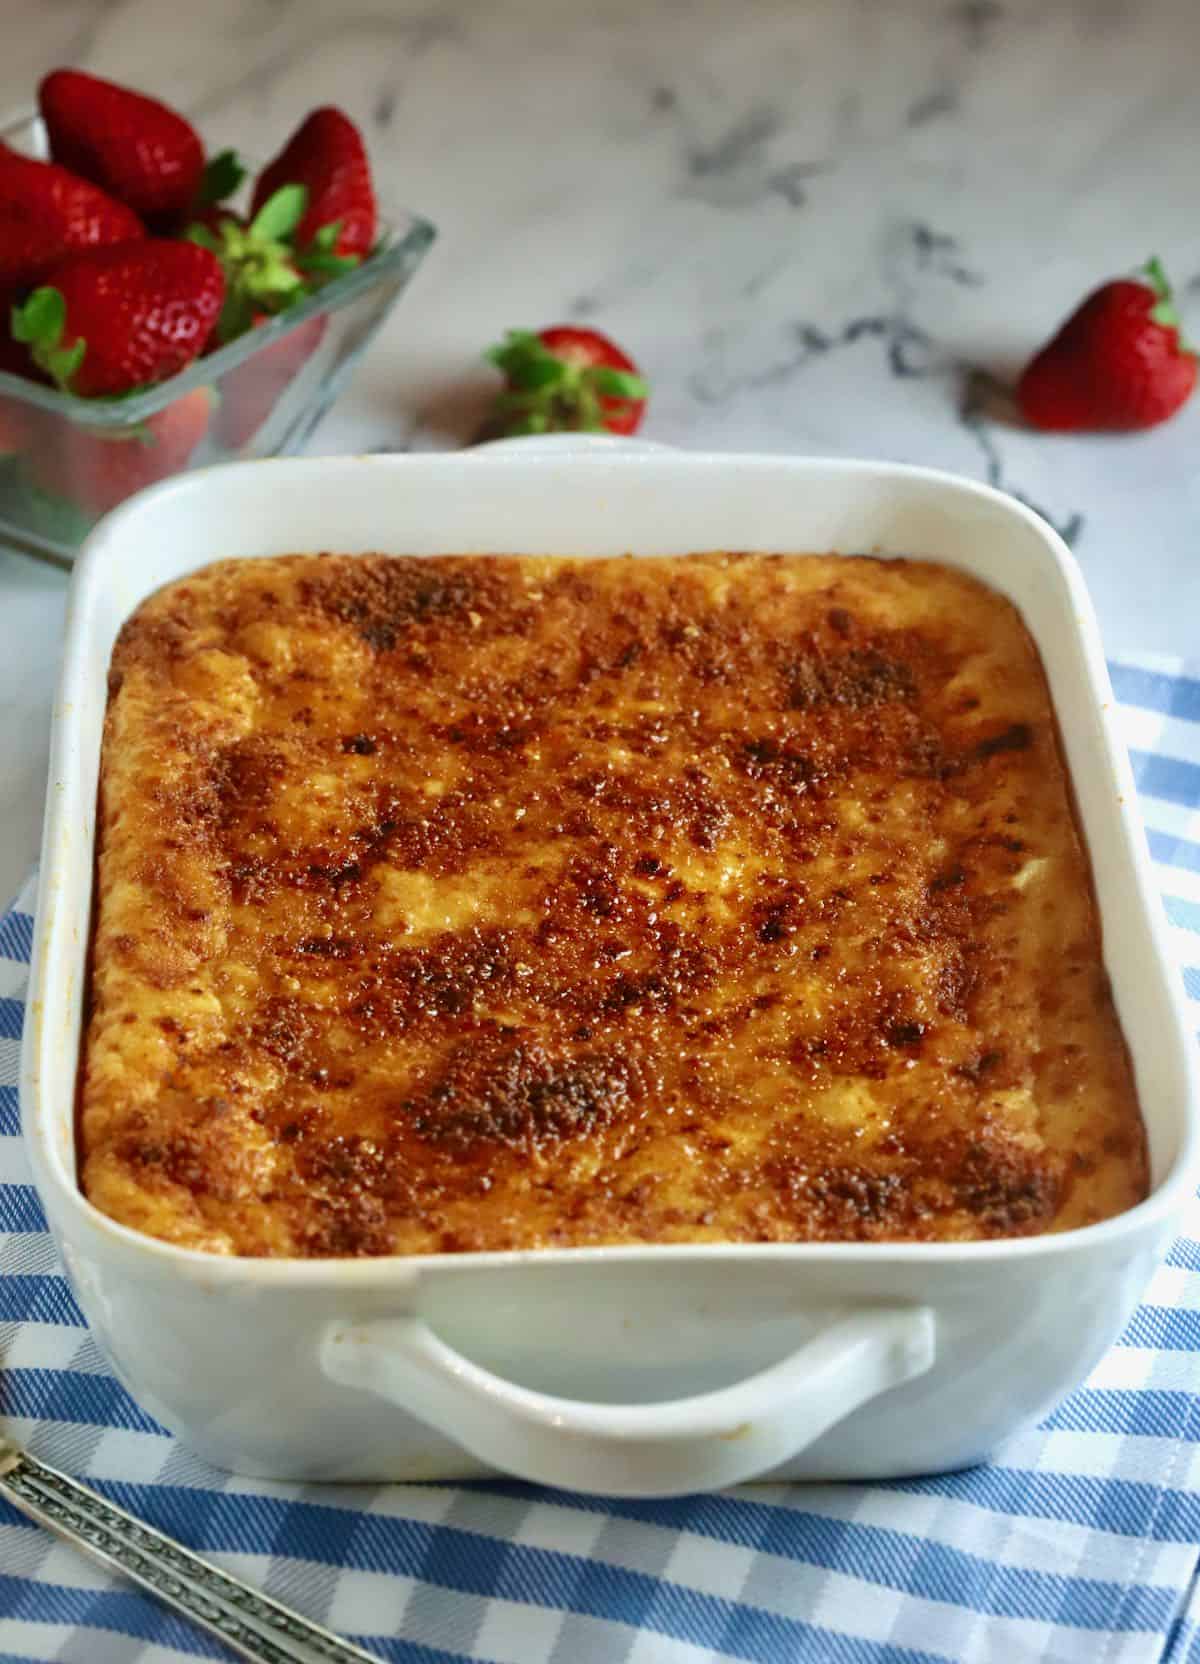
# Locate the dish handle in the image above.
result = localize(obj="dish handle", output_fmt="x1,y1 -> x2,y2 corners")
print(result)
320,1305 -> 935,1496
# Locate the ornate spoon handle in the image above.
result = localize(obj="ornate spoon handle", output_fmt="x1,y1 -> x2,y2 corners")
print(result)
0,1439 -> 380,1664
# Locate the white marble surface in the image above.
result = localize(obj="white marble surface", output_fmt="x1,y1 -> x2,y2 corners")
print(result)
2,0 -> 1200,904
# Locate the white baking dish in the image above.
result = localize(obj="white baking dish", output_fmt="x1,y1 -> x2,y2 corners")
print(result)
20,439 -> 1200,1498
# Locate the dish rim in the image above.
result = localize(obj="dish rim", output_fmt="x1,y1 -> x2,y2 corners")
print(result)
23,448 -> 1200,1286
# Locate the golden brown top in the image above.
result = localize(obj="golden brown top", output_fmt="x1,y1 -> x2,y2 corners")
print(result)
79,551 -> 1146,1257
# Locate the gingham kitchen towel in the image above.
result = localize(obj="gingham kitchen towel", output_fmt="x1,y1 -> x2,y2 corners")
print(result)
4,656 -> 1200,1664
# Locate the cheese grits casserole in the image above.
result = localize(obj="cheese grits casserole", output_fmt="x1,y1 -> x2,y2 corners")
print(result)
78,552 -> 1147,1256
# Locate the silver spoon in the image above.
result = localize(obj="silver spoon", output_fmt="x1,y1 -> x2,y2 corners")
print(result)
1,1437 -> 382,1664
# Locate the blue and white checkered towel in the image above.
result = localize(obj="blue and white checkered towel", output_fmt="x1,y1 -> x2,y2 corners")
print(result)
4,656 -> 1200,1664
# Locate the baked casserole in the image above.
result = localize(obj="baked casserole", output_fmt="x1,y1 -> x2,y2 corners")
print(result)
78,551 -> 1147,1256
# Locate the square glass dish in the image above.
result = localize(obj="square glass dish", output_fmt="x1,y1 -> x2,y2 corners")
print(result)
0,112 -> 435,567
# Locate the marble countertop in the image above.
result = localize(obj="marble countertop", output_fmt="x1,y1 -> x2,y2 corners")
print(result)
3,0 -> 1199,904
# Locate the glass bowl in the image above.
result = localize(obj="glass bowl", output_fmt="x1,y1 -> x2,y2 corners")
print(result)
0,113 -> 436,566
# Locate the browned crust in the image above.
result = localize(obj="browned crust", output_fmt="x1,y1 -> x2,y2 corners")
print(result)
77,552 -> 1147,1256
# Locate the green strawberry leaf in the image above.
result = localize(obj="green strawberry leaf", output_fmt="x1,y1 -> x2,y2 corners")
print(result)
509,354 -> 567,392
181,222 -> 224,253
12,287 -> 65,349
485,329 -> 541,369
1150,298 -> 1181,330
196,149 -> 247,209
295,250 -> 360,279
45,338 -> 87,388
251,254 -> 304,297
586,367 -> 647,400
1143,256 -> 1171,301
1141,255 -> 1189,336
249,184 -> 309,242
214,286 -> 259,346
486,331 -> 568,388
310,221 -> 343,253
12,288 -> 86,389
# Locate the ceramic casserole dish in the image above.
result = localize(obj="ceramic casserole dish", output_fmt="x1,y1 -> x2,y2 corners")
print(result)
20,438 -> 1200,1497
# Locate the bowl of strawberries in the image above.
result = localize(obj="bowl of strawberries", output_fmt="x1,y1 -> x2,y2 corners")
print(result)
0,69 -> 435,565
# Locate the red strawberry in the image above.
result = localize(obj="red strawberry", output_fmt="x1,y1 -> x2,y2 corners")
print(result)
0,151 -> 143,290
39,68 -> 205,227
25,387 -> 211,516
11,241 -> 224,396
213,311 -> 328,450
483,326 -> 649,438
1018,258 -> 1197,432
250,107 -> 376,257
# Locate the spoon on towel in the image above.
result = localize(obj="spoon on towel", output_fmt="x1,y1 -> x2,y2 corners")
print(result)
0,1436 -> 380,1664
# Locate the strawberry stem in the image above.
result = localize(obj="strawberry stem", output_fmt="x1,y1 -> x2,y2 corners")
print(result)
184,201 -> 308,344
184,186 -> 358,345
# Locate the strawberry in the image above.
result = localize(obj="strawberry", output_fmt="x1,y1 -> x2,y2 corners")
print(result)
25,387 -> 211,516
483,326 -> 648,437
213,311 -> 328,450
1018,258 -> 1197,432
0,150 -> 143,290
11,241 -> 224,396
250,107 -> 376,258
39,68 -> 205,228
